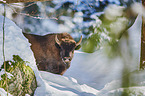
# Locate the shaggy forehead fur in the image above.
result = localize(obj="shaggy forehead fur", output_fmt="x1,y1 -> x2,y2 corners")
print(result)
61,40 -> 76,51
23,32 -> 78,75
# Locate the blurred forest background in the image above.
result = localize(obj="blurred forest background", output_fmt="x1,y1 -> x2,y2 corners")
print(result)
1,0 -> 145,95
0,0 -> 141,53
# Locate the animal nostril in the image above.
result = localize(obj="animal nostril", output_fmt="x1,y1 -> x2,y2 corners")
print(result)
64,57 -> 71,61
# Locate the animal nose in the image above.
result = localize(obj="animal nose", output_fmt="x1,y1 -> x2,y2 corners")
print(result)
64,57 -> 71,62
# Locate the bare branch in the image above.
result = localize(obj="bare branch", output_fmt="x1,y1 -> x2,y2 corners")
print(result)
1,0 -> 52,3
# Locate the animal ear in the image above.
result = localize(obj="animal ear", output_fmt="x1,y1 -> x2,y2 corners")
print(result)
75,44 -> 81,50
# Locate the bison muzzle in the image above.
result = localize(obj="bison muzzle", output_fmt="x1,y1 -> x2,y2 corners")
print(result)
23,32 -> 82,75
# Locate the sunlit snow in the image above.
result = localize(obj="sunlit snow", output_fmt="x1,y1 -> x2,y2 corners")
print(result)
0,8 -> 143,96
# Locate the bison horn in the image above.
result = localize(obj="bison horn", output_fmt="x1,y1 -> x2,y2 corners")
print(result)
76,36 -> 82,46
55,35 -> 61,45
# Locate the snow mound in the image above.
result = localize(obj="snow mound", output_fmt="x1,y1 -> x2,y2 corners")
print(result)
0,12 -> 143,96
0,16 -> 36,69
35,71 -> 98,96
0,15 -> 99,96
0,15 -> 43,86
96,86 -> 145,96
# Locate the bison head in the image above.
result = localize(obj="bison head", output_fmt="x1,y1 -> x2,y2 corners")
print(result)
55,35 -> 82,68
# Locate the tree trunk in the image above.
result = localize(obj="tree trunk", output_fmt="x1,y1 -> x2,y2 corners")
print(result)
140,0 -> 145,69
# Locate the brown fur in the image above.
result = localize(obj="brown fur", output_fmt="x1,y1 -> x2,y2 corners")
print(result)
23,32 -> 76,75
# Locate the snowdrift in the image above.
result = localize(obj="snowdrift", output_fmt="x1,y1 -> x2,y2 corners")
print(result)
0,15 -> 99,96
0,14 -> 144,96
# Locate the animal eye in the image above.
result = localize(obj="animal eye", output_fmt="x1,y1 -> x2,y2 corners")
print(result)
55,43 -> 61,49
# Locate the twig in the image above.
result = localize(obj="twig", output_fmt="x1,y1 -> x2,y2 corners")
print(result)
6,3 -> 58,20
2,4 -> 8,96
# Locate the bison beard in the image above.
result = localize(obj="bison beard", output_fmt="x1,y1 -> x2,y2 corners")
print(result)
23,32 -> 82,75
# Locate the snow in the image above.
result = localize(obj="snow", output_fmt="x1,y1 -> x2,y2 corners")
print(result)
64,50 -> 124,89
0,0 -> 6,3
0,88 -> 12,96
64,15 -> 142,90
0,3 -> 24,20
131,3 -> 145,18
104,4 -> 125,21
35,71 -> 98,96
0,15 -> 99,96
73,12 -> 83,24
0,11 -> 143,96
96,86 -> 145,96
110,17 -> 129,34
